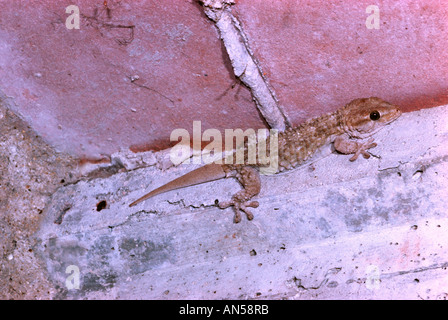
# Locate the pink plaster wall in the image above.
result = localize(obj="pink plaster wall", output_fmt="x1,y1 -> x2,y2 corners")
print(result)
235,0 -> 448,123
0,0 -> 446,160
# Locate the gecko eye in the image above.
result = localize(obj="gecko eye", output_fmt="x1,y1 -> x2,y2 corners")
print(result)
370,111 -> 380,121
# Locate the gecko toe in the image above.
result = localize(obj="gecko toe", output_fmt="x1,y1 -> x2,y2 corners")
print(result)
246,201 -> 259,208
218,201 -> 231,209
218,200 -> 257,222
235,205 -> 254,221
233,211 -> 242,223
242,208 -> 254,221
349,153 -> 359,162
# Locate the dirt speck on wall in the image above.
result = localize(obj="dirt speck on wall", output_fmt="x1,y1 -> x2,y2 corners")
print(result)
0,97 -> 78,299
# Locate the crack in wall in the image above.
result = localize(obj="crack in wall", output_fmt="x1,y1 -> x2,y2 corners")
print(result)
292,262 -> 448,296
107,209 -> 159,230
291,267 -> 342,291
167,198 -> 218,210
380,262 -> 448,280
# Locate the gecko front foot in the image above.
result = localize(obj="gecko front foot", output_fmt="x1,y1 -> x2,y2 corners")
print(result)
219,200 -> 259,223
349,138 -> 377,161
334,136 -> 378,162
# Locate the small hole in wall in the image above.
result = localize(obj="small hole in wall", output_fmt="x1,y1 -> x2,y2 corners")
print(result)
96,200 -> 107,212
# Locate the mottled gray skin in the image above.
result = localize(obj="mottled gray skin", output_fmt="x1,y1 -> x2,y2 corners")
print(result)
130,97 -> 402,223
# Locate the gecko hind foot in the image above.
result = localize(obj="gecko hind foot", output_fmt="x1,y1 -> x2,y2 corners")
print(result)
219,200 -> 259,223
218,165 -> 261,223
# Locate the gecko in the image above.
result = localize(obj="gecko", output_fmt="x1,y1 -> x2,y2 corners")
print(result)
129,97 -> 402,223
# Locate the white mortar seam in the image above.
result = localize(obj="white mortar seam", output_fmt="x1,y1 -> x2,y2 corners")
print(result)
202,1 -> 290,131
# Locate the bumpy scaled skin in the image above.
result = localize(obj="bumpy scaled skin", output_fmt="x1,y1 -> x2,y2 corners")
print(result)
129,97 -> 402,223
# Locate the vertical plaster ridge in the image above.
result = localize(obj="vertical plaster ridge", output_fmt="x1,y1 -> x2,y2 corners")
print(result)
201,0 -> 290,131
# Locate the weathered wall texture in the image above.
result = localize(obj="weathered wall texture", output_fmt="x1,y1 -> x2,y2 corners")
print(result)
0,0 -> 446,159
33,104 -> 448,299
0,0 -> 447,300
0,101 -> 78,299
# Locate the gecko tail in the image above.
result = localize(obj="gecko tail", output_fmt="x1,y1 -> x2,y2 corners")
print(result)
129,163 -> 226,207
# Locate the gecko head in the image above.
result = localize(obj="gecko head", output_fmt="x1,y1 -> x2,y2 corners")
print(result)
341,97 -> 402,138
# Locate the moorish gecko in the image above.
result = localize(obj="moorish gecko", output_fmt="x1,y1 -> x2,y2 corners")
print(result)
129,97 -> 401,223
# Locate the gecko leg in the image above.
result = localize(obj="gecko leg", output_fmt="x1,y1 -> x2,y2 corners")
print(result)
334,136 -> 377,162
219,166 -> 261,223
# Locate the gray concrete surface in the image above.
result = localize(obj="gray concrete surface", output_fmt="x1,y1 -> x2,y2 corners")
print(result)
34,105 -> 448,299
0,99 -> 78,299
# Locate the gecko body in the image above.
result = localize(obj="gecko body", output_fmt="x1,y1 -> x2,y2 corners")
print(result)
129,97 -> 401,223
